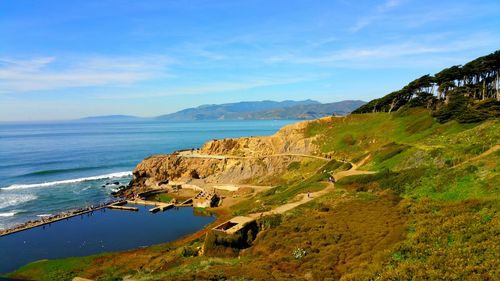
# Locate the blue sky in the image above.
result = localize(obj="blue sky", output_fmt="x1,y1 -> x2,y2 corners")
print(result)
1,0 -> 499,121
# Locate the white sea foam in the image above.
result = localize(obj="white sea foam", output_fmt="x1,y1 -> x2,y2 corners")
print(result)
0,194 -> 38,209
0,171 -> 132,190
0,212 -> 17,217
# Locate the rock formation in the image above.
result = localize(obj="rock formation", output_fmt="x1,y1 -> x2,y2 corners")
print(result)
120,119 -> 326,197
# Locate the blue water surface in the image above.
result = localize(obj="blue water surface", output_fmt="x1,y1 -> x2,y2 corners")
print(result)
0,119 -> 295,229
0,205 -> 215,273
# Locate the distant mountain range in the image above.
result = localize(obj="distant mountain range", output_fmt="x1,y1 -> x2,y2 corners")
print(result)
79,115 -> 143,122
81,100 -> 366,121
157,100 -> 365,120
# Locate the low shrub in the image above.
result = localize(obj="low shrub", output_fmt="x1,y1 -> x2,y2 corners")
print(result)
292,248 -> 307,259
373,142 -> 409,164
257,214 -> 282,230
287,161 -> 301,171
180,247 -> 197,258
348,199 -> 500,280
433,94 -> 500,124
338,168 -> 427,195
342,134 -> 356,146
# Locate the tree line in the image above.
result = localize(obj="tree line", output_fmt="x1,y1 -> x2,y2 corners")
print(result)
353,50 -> 500,122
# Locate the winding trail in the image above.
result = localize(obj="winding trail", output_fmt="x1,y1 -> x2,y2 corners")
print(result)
249,155 -> 375,218
245,144 -> 498,218
177,152 -> 330,161
454,144 -> 499,167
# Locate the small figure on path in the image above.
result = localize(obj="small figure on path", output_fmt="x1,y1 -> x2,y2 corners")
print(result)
307,192 -> 310,198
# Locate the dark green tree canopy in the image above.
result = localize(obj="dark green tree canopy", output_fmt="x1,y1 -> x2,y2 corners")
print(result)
353,50 -> 500,122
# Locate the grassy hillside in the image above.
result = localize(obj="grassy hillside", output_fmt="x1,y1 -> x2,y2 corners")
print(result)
7,109 -> 499,280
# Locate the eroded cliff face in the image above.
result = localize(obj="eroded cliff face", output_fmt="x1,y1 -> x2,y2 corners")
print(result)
200,120 -> 317,156
123,119 -> 322,196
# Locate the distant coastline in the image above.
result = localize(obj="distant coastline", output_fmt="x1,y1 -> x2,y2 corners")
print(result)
75,99 -> 366,122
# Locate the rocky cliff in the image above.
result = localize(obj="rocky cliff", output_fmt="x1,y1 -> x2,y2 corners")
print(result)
200,120 -> 318,156
122,119 -> 326,197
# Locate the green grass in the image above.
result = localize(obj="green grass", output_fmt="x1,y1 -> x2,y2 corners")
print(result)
232,160 -> 346,215
152,193 -> 173,203
286,161 -> 301,171
339,160 -> 498,202
6,255 -> 97,281
305,108 -> 498,170
407,166 -> 498,201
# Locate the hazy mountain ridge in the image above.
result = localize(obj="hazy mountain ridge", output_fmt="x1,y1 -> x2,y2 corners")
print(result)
246,100 -> 366,119
80,100 -> 366,121
79,115 -> 143,121
157,100 -> 365,120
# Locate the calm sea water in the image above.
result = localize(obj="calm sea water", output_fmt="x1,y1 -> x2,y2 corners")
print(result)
0,205 -> 215,273
0,119 -> 296,230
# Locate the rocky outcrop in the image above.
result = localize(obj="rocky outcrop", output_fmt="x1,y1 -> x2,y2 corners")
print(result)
200,120 -> 318,156
121,119 -> 323,197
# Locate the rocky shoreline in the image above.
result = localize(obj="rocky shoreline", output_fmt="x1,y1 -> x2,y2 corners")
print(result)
119,119 -> 323,197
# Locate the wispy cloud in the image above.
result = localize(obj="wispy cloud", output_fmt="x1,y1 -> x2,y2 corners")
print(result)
0,55 -> 172,93
268,43 -> 439,65
266,33 -> 499,68
350,0 -> 403,32
95,75 -> 323,100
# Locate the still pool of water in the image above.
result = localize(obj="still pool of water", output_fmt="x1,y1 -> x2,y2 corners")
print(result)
0,205 -> 215,273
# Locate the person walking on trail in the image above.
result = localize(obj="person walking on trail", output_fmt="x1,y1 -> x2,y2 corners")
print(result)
307,192 -> 310,198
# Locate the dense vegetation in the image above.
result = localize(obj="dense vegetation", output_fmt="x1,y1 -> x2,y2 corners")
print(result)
354,50 -> 500,123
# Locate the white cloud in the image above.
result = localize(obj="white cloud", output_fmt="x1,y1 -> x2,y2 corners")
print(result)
350,0 -> 403,32
0,55 -> 172,93
266,33 -> 499,68
94,75 -> 323,100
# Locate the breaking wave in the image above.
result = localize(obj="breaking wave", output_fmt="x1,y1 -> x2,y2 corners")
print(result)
0,194 -> 37,209
1,171 -> 132,191
0,212 -> 17,217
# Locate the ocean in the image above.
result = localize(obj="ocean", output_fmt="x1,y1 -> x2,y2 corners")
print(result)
0,119 -> 296,230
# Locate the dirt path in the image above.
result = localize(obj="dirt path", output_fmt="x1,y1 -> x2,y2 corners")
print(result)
248,182 -> 335,218
249,155 -> 375,218
454,144 -> 499,167
178,152 -> 330,161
